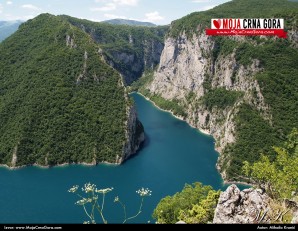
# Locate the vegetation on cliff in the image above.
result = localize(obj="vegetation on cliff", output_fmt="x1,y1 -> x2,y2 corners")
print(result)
169,0 -> 298,38
0,14 -> 132,166
243,128 -> 298,200
130,71 -> 187,118
154,131 -> 297,224
221,36 -> 298,179
136,0 -> 298,180
153,183 -> 220,224
62,16 -> 168,85
201,88 -> 243,110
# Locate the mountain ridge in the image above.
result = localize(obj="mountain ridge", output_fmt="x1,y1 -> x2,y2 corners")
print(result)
0,13 -> 144,167
103,18 -> 156,27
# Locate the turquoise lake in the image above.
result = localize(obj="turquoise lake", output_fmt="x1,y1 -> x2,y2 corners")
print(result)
0,93 -> 228,223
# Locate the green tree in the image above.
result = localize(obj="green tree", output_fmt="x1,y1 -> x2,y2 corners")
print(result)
178,190 -> 220,224
152,183 -> 220,224
243,129 -> 298,199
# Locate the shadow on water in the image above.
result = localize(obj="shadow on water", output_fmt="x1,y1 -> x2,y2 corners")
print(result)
172,120 -> 186,128
142,133 -> 151,149
121,132 -> 151,164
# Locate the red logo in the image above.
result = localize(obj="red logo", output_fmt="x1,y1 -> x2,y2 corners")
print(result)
206,18 -> 287,38
213,19 -> 221,29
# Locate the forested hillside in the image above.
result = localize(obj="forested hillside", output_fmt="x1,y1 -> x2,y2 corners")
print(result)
0,14 -> 143,167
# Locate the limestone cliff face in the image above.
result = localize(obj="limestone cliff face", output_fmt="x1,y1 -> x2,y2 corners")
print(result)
106,38 -> 164,85
64,16 -> 168,85
149,34 -> 209,100
213,185 -> 271,224
147,32 -> 272,179
213,185 -> 298,224
118,105 -> 145,163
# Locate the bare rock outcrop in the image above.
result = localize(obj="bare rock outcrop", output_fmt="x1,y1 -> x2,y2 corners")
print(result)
292,211 -> 298,224
107,40 -> 164,85
213,185 -> 270,224
117,106 -> 145,164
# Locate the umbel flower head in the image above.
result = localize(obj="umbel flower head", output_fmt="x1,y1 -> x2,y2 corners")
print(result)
82,183 -> 96,193
136,188 -> 152,197
96,188 -> 114,194
68,183 -> 113,196
76,198 -> 92,206
68,185 -> 79,193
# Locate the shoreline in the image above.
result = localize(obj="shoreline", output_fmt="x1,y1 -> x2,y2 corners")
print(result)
1,92 -> 253,188
134,91 -> 252,188
0,161 -> 119,170
135,92 -> 211,136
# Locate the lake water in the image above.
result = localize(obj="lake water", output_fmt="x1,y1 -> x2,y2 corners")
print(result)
0,93 -> 227,224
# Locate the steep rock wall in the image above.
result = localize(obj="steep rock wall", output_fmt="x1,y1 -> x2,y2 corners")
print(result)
119,105 -> 145,163
147,32 -> 272,180
213,185 -> 298,224
65,16 -> 168,85
106,38 -> 164,85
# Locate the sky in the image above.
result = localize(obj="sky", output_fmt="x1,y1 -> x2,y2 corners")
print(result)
0,0 -> 231,25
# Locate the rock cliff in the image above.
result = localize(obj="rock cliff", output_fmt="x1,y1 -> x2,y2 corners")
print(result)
213,185 -> 298,224
64,16 -> 168,85
144,2 -> 298,180
147,31 -> 271,180
120,106 -> 145,163
213,185 -> 271,223
106,38 -> 164,85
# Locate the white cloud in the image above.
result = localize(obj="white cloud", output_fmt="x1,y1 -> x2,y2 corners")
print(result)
90,3 -> 116,11
113,0 -> 138,6
22,4 -> 40,11
145,11 -> 164,23
95,0 -> 138,6
192,0 -> 210,2
92,0 -> 138,12
0,4 -> 3,13
6,1 -> 13,5
104,13 -> 127,19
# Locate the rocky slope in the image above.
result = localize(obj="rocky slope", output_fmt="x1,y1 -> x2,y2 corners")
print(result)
64,16 -> 168,85
213,185 -> 298,224
213,185 -> 271,223
147,33 -> 268,179
0,14 -> 144,167
143,0 -> 298,181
